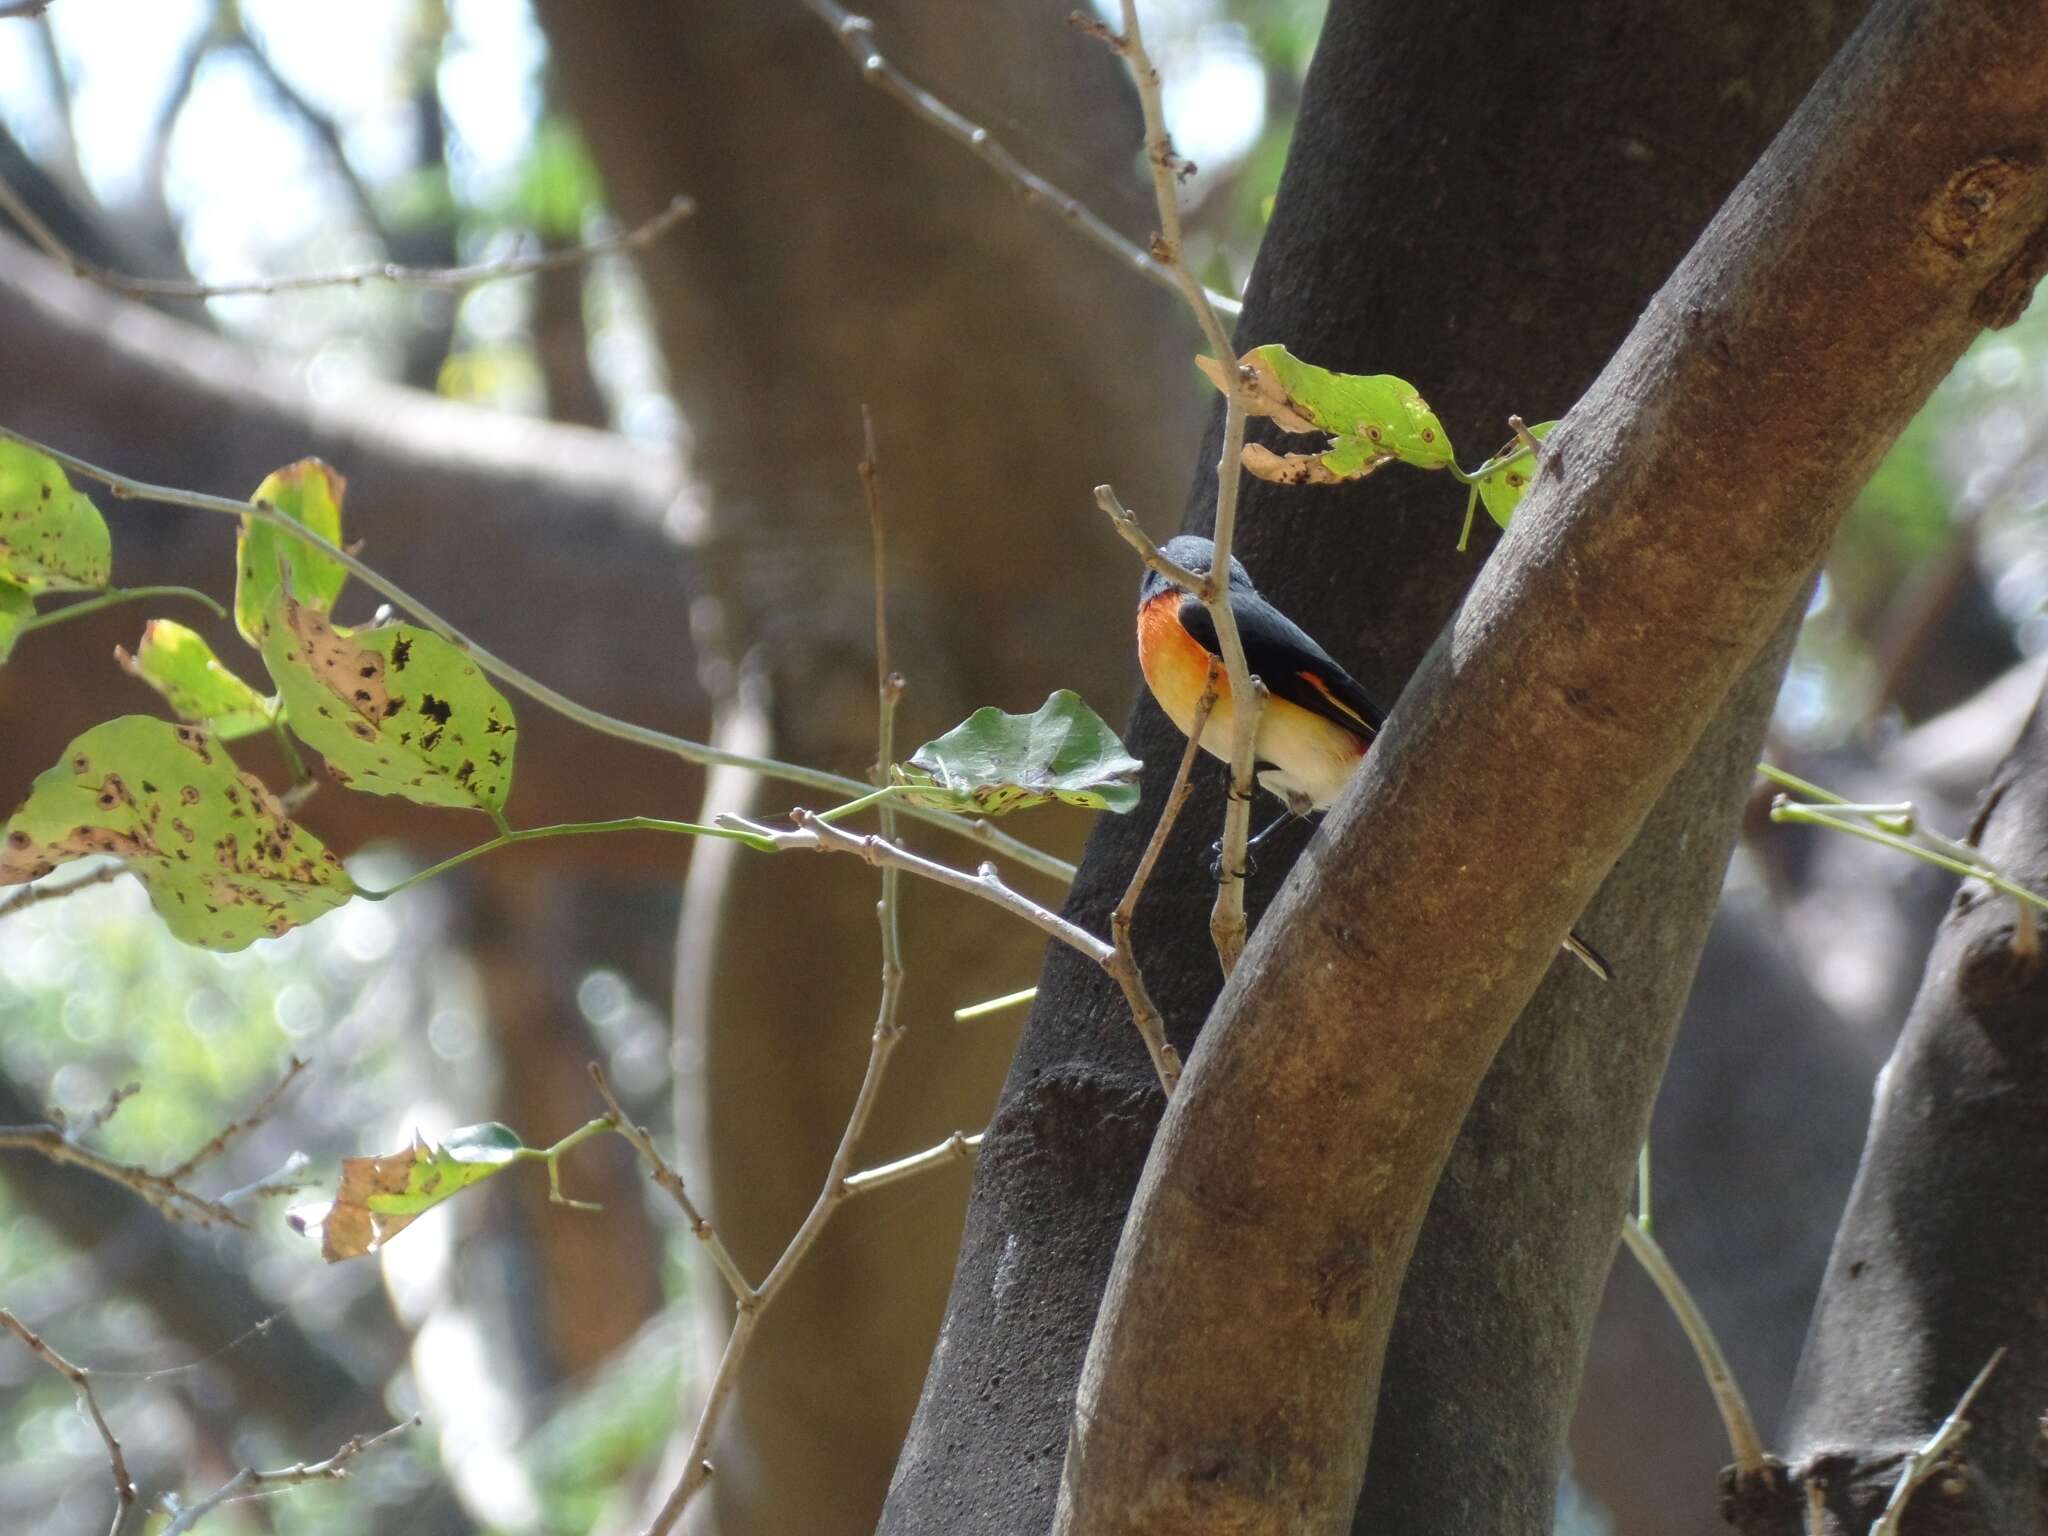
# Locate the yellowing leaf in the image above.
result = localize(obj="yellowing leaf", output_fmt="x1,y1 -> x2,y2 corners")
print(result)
116,620 -> 275,740
0,580 -> 31,664
1200,344 -> 1456,483
261,593 -> 517,815
1474,420 -> 1558,529
236,459 -> 349,643
0,441 -> 112,593
0,716 -> 353,950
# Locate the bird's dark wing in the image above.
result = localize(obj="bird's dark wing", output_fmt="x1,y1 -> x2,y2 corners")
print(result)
1177,591 -> 1386,744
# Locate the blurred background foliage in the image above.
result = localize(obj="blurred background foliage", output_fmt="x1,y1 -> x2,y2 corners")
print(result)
2,0 -> 2045,1532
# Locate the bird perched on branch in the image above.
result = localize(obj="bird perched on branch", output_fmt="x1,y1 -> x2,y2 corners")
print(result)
1135,533 -> 1610,981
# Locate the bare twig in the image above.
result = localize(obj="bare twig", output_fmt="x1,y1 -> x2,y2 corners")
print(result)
157,1416 -> 422,1536
728,809 -> 1113,966
1867,1348 -> 2006,1536
1106,662 -> 1221,1095
0,1308 -> 133,1536
1619,1216 -> 1765,1477
0,168 -> 692,300
1090,2 -> 1264,973
587,1063 -> 754,1304
1804,1474 -> 1827,1536
0,862 -> 123,919
0,1 -> 54,19
843,1130 -> 985,1195
0,425 -> 1076,884
161,1056 -> 309,1182
640,434 -> 918,1533
0,1058 -> 307,1227
802,0 -> 1239,319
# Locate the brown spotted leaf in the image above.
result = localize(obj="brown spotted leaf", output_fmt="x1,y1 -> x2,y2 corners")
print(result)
0,715 -> 354,950
0,441 -> 112,593
260,593 -> 517,815
235,459 -> 348,643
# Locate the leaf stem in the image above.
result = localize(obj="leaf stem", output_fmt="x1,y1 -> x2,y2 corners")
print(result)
357,816 -> 777,901
17,583 -> 225,634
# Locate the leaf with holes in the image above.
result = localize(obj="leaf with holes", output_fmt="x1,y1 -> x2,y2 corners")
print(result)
0,715 -> 354,950
116,620 -> 275,740
893,690 -> 1141,815
0,441 -> 112,593
1198,345 -> 1456,483
1474,420 -> 1558,529
261,592 -> 516,814
236,459 -> 349,643
0,580 -> 31,664
296,1123 -> 529,1261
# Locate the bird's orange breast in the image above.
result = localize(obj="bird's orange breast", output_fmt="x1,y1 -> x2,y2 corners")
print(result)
1137,589 -> 1229,748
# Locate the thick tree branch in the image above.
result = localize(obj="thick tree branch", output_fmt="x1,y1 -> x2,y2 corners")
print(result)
1056,4 -> 2048,1530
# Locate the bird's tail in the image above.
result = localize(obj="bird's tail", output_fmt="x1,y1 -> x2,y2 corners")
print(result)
1563,928 -> 1613,982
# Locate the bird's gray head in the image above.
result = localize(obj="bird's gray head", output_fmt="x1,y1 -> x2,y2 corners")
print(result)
1139,534 -> 1256,604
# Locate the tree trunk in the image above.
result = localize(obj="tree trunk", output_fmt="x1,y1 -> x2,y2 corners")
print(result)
532,5 -> 1196,1531
880,1 -> 1855,1530
1742,676 -> 2048,1536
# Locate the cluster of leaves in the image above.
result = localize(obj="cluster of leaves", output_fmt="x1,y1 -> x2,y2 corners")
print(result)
1197,343 -> 1555,537
0,447 -> 521,951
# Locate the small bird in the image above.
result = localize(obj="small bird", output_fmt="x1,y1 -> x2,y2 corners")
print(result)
1135,533 -> 1611,981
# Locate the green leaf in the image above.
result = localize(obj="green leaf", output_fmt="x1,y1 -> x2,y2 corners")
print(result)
0,715 -> 354,950
1473,420 -> 1558,529
893,690 -> 1141,816
116,619 -> 275,740
308,1123 -> 528,1261
1199,344 -> 1456,483
261,591 -> 517,814
0,440 -> 112,593
0,580 -> 31,664
235,459 -> 349,644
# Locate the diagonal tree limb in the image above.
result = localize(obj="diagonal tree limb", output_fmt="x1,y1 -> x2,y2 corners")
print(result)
1056,2 -> 2048,1530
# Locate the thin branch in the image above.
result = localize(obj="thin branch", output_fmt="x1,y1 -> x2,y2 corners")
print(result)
728,808 -> 1113,966
157,1416 -> 421,1536
641,508 -> 914,1532
860,406 -> 905,974
160,1056 -> 308,1183
843,1130 -> 984,1195
0,1 -> 55,19
1106,661 -> 1220,1095
0,426 -> 1076,884
587,1063 -> 754,1305
0,1058 -> 307,1226
1619,1216 -> 1766,1478
0,1308 -> 133,1536
1092,2 -> 1264,974
0,862 -> 123,919
1867,1348 -> 2006,1536
802,0 -> 1239,320
0,168 -> 692,300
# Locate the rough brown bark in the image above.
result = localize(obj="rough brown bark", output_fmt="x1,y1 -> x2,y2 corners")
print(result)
879,2 -> 1853,1532
1736,678 -> 2048,1536
533,5 -> 1194,1532
1057,3 -> 2048,1530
